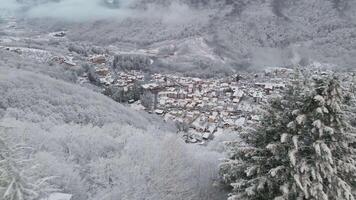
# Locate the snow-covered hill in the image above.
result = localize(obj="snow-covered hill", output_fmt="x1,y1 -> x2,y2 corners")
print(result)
0,53 -> 227,199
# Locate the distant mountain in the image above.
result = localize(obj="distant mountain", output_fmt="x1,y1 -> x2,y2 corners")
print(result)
14,0 -> 356,74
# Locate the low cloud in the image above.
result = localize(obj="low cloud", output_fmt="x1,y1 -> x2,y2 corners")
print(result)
1,0 -> 211,24
0,0 -> 20,11
25,0 -> 135,21
145,2 -> 212,24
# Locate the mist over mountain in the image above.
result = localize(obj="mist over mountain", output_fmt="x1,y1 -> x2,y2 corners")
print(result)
2,0 -> 354,74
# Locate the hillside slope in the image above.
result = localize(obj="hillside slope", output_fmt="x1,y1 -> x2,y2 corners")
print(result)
0,57 -> 226,199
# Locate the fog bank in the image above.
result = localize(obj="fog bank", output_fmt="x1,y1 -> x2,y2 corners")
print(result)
1,0 -> 211,23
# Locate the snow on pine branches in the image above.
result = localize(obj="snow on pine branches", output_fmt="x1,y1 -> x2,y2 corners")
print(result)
220,74 -> 356,200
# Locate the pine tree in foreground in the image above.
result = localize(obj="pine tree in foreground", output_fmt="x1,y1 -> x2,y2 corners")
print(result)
220,75 -> 356,200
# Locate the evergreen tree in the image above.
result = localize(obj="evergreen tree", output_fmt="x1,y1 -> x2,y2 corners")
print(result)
344,74 -> 356,128
344,74 -> 356,195
220,75 -> 356,200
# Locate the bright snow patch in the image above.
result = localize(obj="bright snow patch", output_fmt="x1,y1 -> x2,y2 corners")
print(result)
41,193 -> 72,200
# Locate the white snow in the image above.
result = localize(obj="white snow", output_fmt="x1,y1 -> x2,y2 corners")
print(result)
41,193 -> 72,200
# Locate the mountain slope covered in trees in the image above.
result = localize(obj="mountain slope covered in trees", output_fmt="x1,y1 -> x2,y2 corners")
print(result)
0,51 -> 227,200
16,0 -> 356,74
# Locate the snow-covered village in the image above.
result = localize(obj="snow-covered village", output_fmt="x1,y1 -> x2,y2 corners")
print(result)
1,1 -> 356,200
83,60 -> 356,146
85,63 -> 295,143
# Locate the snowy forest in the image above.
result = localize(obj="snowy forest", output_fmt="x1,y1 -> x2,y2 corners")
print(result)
1,0 -> 356,200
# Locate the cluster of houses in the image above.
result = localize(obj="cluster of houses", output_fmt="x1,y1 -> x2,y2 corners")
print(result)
83,55 -> 353,144
81,57 -> 297,143
94,65 -> 145,90
135,68 -> 293,143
